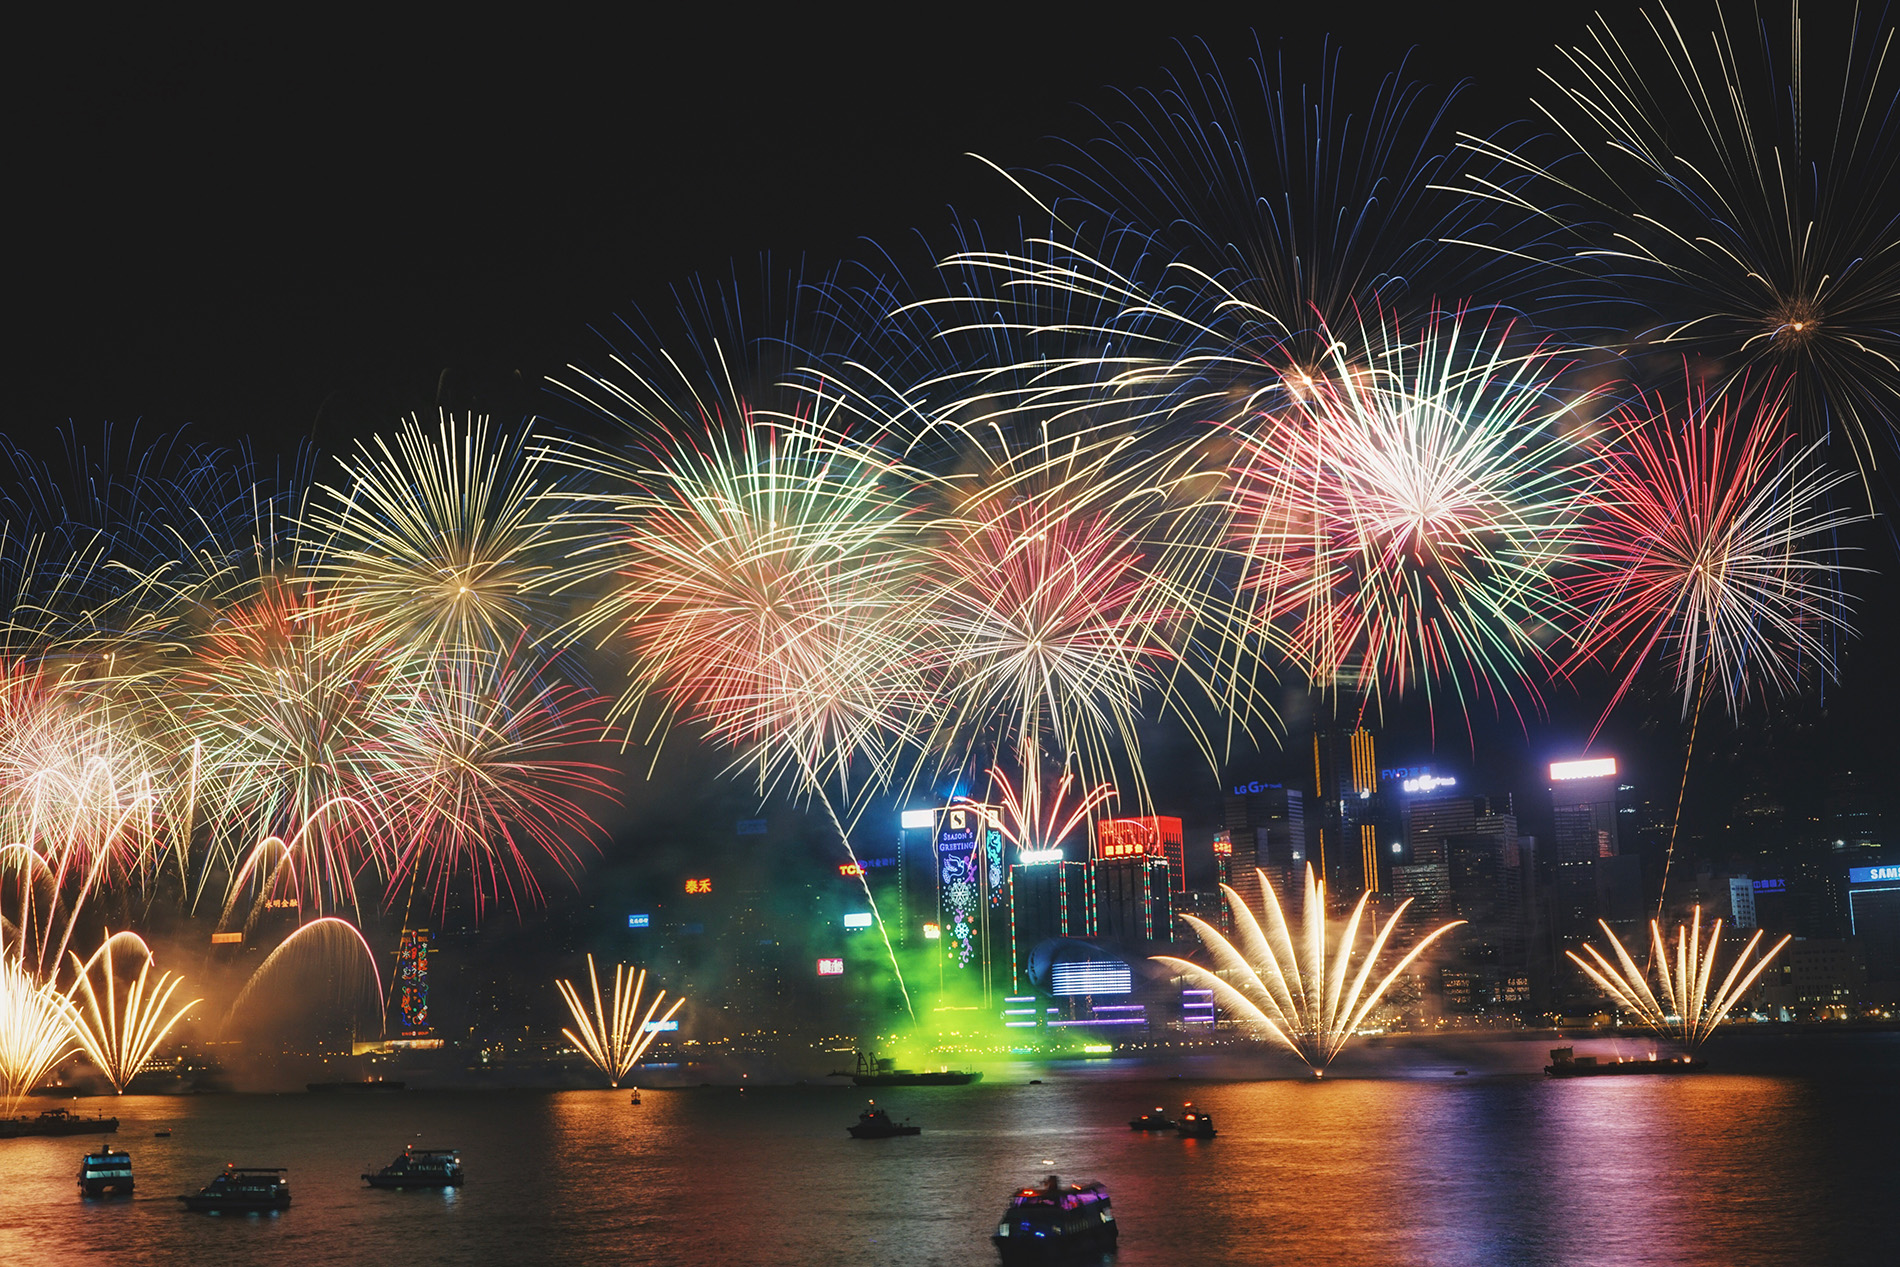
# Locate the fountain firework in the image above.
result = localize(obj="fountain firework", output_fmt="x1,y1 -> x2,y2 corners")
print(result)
1567,907 -> 1792,1049
555,954 -> 684,1088
1154,864 -> 1463,1075
63,931 -> 200,1093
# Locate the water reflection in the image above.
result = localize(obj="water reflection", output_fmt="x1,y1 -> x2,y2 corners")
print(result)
0,1041 -> 1890,1266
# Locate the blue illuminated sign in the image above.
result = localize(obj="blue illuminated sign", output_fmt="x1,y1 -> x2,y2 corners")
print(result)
641,1019 -> 679,1033
1230,780 -> 1284,795
628,914 -> 650,929
1849,865 -> 1900,884
1751,878 -> 1786,893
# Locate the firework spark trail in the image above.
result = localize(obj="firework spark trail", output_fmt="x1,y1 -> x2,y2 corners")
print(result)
974,764 -> 1116,856
1154,864 -> 1463,1074
555,954 -> 684,1088
1567,907 -> 1792,1049
62,930 -> 200,1093
1451,2 -> 1900,481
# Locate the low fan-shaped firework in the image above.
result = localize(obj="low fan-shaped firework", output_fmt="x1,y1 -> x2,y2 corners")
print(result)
1567,907 -> 1792,1049
62,931 -> 200,1093
1154,865 -> 1464,1074
555,954 -> 684,1088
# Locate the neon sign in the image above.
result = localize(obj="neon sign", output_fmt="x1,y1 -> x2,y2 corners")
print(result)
1550,758 -> 1617,781
684,878 -> 712,894
641,1019 -> 679,1033
1850,865 -> 1900,883
627,914 -> 650,929
842,912 -> 873,928
1018,848 -> 1062,864
816,958 -> 844,976
1401,774 -> 1457,794
921,923 -> 941,940
838,863 -> 864,876
901,809 -> 935,829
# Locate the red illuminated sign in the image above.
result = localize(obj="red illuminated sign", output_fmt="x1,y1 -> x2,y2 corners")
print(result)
685,878 -> 712,894
838,863 -> 864,876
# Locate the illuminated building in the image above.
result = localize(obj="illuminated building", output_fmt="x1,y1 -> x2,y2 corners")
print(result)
1007,858 -> 1094,992
395,928 -> 430,1038
1097,817 -> 1185,892
1311,718 -> 1387,897
1094,852 -> 1173,945
1549,757 -> 1622,864
934,804 -> 1010,1006
1847,863 -> 1900,989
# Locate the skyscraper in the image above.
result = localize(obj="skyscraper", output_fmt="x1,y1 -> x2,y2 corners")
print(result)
1223,781 -> 1306,918
1097,816 -> 1186,892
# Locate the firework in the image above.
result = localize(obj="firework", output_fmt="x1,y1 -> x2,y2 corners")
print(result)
1562,377 -> 1860,724
1568,908 -> 1791,1048
377,650 -> 611,917
1225,308 -> 1591,719
1154,864 -> 1463,1074
226,917 -> 385,1033
1454,2 -> 1900,476
974,764 -> 1116,857
0,960 -> 76,1113
555,954 -> 684,1087
62,930 -> 200,1093
303,413 -> 566,669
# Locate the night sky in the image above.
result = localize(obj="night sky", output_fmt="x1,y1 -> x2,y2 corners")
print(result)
10,2 -> 1893,878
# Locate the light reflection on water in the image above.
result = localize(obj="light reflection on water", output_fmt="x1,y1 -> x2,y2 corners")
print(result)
0,1034 -> 1892,1266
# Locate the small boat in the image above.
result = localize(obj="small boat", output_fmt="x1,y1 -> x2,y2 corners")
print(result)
363,1146 -> 463,1189
1453,1069 -> 1469,1076
1543,1047 -> 1707,1078
831,1051 -> 982,1087
178,1165 -> 291,1213
0,1108 -> 118,1139
1176,1103 -> 1217,1138
847,1102 -> 920,1139
992,1175 -> 1116,1261
1128,1105 -> 1177,1131
78,1148 -> 133,1197
154,1129 -> 172,1138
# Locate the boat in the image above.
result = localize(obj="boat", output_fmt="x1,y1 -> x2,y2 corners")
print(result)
831,1052 -> 982,1087
178,1165 -> 291,1213
363,1145 -> 463,1189
1543,1047 -> 1707,1078
1128,1105 -> 1177,1131
992,1175 -> 1117,1261
1176,1103 -> 1217,1138
0,1108 -> 119,1139
154,1129 -> 172,1138
306,1078 -> 404,1093
78,1148 -> 133,1197
847,1101 -> 920,1139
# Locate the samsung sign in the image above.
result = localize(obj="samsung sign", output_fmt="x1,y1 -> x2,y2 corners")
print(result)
1849,865 -> 1900,884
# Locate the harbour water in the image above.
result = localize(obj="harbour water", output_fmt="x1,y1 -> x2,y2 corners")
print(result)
1,1031 -> 1893,1266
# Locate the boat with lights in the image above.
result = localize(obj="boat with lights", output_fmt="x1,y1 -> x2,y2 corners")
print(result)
179,1165 -> 291,1213
364,1145 -> 463,1188
1128,1106 -> 1176,1131
1543,1047 -> 1706,1078
78,1148 -> 134,1196
992,1175 -> 1116,1261
0,1107 -> 118,1139
833,1052 -> 981,1087
1176,1104 -> 1217,1138
846,1102 -> 920,1139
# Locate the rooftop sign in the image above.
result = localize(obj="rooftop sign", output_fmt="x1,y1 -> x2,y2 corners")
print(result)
1550,758 -> 1617,781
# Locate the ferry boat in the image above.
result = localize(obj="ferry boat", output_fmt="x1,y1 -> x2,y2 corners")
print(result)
1128,1106 -> 1177,1131
0,1108 -> 119,1139
78,1149 -> 133,1197
178,1165 -> 291,1213
833,1052 -> 981,1087
846,1102 -> 920,1139
1544,1047 -> 1707,1078
1176,1103 -> 1217,1138
363,1146 -> 463,1189
992,1175 -> 1116,1261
